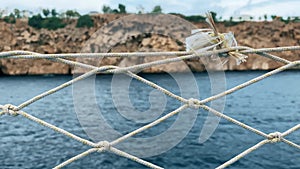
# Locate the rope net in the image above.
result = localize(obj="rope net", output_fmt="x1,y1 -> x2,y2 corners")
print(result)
1,12 -> 299,169
0,45 -> 299,168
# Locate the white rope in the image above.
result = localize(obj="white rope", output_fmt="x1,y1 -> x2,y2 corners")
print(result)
0,104 -> 18,116
216,125 -> 300,169
0,46 -> 299,169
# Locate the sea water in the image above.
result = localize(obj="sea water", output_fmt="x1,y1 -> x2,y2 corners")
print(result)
0,71 -> 299,169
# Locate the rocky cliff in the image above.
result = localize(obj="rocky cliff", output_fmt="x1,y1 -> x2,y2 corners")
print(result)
0,14 -> 299,75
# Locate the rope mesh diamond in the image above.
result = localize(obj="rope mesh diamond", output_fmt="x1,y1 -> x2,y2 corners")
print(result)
0,46 -> 299,168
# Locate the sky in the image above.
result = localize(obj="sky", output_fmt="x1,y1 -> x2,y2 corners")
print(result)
1,0 -> 299,19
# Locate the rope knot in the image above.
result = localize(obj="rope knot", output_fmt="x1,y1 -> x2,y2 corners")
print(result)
188,98 -> 200,109
97,141 -> 111,152
0,104 -> 18,116
268,132 -> 282,143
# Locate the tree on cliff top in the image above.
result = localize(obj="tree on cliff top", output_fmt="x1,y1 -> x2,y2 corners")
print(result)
14,9 -> 21,18
42,9 -> 50,18
76,14 -> 94,28
271,15 -> 277,20
65,10 -> 80,18
102,5 -> 112,13
151,5 -> 162,13
28,14 -> 43,29
51,9 -> 58,17
28,13 -> 66,30
4,13 -> 16,24
118,4 -> 126,13
102,4 -> 127,14
264,14 -> 268,21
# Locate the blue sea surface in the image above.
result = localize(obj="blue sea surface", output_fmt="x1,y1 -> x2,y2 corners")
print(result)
0,71 -> 299,169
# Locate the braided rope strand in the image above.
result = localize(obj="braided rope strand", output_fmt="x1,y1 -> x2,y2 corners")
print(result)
0,46 -> 299,168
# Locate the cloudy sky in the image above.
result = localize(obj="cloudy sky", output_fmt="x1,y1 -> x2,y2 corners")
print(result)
1,0 -> 299,19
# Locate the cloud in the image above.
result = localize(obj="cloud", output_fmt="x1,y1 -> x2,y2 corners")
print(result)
107,0 -> 203,15
1,0 -> 110,13
209,0 -> 300,18
240,1 -> 300,17
210,0 -> 247,8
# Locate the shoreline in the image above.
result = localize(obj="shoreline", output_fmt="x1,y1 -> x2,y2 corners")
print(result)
0,14 -> 299,75
1,69 -> 299,76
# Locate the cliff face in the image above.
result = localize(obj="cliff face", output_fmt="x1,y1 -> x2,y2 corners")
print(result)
0,14 -> 299,75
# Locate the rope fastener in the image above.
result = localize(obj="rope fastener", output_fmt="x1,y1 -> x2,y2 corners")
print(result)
188,98 -> 201,109
268,132 -> 282,143
96,141 -> 111,152
0,104 -> 19,116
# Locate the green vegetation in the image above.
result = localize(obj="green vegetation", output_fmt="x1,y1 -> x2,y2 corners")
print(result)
3,13 -> 16,24
280,17 -> 290,24
65,10 -> 80,18
271,15 -> 277,20
76,14 -> 94,28
42,17 -> 66,30
223,21 -> 243,27
28,14 -> 43,28
51,9 -> 58,17
183,15 -> 206,22
14,9 -> 21,18
118,4 -> 127,14
42,9 -> 50,18
28,10 -> 66,30
0,4 -> 299,30
264,14 -> 268,21
102,5 -> 112,13
27,9 -> 80,30
102,3 -> 127,14
151,5 -> 162,14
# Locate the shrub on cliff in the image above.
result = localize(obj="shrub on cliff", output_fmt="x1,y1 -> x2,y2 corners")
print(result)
42,17 -> 66,30
3,13 -> 16,24
151,5 -> 162,14
76,15 -> 94,28
28,14 -> 66,30
28,14 -> 43,28
118,4 -> 127,14
224,21 -> 242,27
101,4 -> 127,14
66,10 -> 80,18
184,15 -> 206,22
